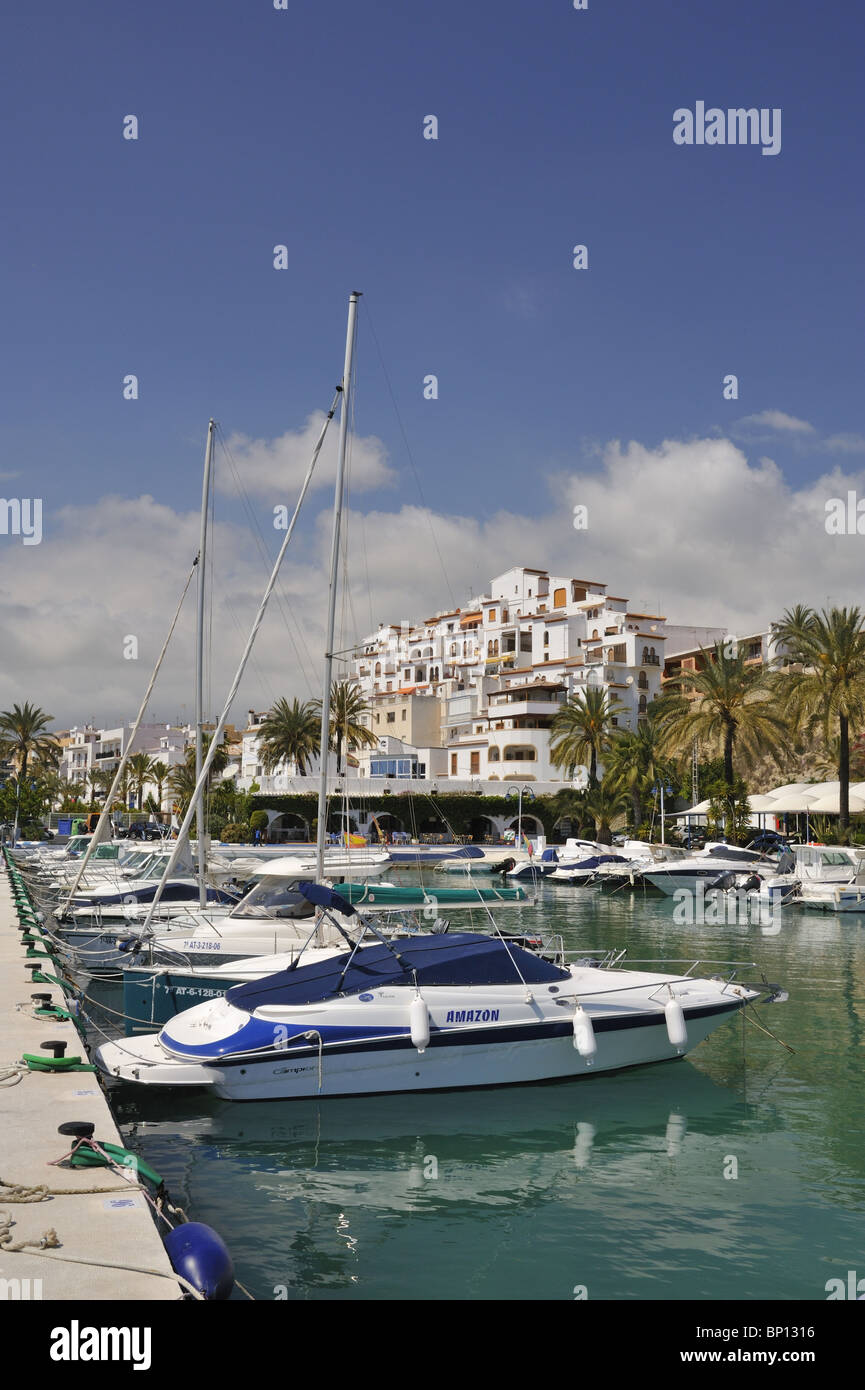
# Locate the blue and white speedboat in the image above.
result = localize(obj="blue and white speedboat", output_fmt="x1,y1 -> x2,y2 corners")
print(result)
96,885 -> 784,1101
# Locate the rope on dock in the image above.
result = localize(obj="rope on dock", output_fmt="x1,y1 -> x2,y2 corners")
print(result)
0,1178 -> 133,1202
0,1211 -> 60,1251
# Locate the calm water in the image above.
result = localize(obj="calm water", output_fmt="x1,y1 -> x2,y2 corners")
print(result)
98,875 -> 865,1301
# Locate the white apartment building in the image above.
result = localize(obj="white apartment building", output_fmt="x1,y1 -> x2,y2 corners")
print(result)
350,566 -> 668,785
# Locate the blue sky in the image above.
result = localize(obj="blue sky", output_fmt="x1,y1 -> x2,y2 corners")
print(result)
2,0 -> 864,722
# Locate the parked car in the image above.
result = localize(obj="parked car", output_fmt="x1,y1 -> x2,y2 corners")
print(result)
121,821 -> 167,841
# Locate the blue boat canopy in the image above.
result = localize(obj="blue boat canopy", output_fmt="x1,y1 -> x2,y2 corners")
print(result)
226,932 -> 570,1009
296,880 -> 356,917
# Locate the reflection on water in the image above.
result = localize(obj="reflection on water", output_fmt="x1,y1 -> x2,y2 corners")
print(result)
102,878 -> 865,1300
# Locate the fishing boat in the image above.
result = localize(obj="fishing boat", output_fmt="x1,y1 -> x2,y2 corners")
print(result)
95,883 -> 786,1100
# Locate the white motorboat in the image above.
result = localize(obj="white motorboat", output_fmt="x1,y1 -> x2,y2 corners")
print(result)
641,842 -> 778,896
95,885 -> 785,1101
792,845 -> 865,913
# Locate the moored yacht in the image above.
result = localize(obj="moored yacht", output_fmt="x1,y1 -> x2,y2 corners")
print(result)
641,842 -> 778,896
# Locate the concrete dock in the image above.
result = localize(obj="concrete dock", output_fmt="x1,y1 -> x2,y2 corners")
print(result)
0,869 -> 181,1300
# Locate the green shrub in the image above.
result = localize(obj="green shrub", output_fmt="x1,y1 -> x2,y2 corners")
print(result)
220,822 -> 251,844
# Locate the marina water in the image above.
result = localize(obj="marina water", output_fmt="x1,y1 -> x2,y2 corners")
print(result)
99,876 -> 865,1301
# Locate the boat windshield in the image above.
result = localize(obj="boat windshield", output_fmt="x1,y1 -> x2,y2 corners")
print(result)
230,878 -> 315,920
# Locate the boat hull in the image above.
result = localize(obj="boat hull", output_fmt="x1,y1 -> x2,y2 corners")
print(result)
98,997 -> 744,1101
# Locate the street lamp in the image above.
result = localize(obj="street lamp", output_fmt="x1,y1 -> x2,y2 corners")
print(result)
506,783 -> 535,849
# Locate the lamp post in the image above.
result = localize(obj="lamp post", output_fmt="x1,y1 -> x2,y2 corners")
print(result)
506,783 -> 535,850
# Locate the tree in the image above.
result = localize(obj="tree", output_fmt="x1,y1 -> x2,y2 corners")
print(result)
0,702 -> 59,785
0,701 -> 59,839
150,761 -> 170,820
167,735 -> 229,818
604,713 -> 674,832
328,680 -> 378,774
582,778 -> 631,846
128,752 -> 155,811
655,643 -> 785,790
258,698 -> 321,776
549,687 -> 626,787
773,606 -> 865,832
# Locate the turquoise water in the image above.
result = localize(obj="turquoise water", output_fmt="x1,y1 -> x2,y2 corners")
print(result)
101,878 -> 865,1301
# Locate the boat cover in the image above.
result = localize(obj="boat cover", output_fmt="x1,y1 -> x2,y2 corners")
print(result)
225,932 -> 570,1009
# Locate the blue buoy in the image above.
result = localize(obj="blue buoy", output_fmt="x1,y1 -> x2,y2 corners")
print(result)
164,1222 -> 235,1300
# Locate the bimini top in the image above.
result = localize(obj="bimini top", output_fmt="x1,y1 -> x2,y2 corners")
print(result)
226,932 -> 570,1010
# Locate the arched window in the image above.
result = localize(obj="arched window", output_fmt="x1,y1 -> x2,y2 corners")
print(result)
494,640 -> 499,656
487,747 -> 500,762
488,640 -> 494,656
638,694 -> 647,713
642,647 -> 649,664
592,629 -> 599,640
374,662 -> 381,677
503,745 -> 537,761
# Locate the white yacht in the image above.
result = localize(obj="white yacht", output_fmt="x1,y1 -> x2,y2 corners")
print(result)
641,842 -> 779,896
792,844 -> 865,913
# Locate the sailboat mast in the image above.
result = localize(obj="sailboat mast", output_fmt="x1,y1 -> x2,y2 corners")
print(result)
195,418 -> 215,909
315,292 -> 360,883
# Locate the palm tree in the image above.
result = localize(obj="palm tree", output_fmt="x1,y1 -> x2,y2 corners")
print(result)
549,687 -> 626,786
604,715 -> 672,832
328,680 -> 378,774
773,606 -> 865,831
0,702 -> 59,840
36,771 -> 66,814
85,767 -> 105,805
116,763 -> 134,811
0,702 -> 59,784
128,752 -> 155,811
166,760 -> 197,818
258,698 -> 321,776
582,779 -> 631,846
150,761 -> 170,820
655,643 -> 785,790
167,736 -> 229,818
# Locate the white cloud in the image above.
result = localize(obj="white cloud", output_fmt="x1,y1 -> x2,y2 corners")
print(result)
821,432 -> 865,454
2,434 -> 864,726
218,412 -> 395,500
736,410 -> 816,435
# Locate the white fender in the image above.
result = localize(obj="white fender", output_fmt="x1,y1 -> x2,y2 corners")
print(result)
572,1004 -> 597,1058
665,995 -> 687,1049
410,995 -> 430,1053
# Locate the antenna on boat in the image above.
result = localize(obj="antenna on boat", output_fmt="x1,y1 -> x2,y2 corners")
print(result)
314,292 -> 361,925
